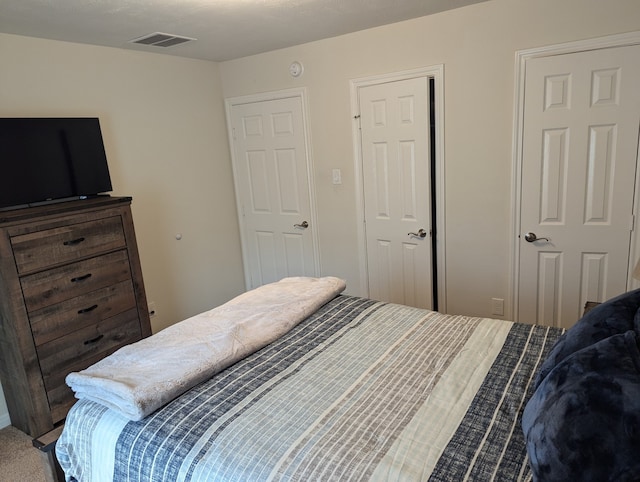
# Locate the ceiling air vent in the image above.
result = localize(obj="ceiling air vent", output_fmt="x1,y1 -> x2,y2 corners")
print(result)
130,32 -> 196,48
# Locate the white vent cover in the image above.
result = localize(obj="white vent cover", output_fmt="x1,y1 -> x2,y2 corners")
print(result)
130,32 -> 196,48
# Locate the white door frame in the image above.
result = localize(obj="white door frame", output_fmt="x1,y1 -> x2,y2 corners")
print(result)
510,31 -> 640,321
225,88 -> 321,290
350,65 -> 447,312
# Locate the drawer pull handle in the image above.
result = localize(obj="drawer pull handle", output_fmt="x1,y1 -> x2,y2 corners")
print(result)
63,237 -> 86,246
70,273 -> 92,283
84,334 -> 104,345
77,304 -> 98,314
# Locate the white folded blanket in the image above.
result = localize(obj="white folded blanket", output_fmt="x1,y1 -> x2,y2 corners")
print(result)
66,276 -> 346,421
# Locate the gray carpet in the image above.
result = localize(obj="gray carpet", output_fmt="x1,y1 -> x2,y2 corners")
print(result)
0,426 -> 47,482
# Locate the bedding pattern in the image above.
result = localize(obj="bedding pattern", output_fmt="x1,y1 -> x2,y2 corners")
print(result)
56,295 -> 562,481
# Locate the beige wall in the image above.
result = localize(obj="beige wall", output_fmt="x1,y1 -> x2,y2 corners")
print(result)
219,0 -> 640,314
0,33 -> 246,426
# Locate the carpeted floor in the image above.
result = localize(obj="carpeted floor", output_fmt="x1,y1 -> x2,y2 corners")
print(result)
0,425 -> 47,482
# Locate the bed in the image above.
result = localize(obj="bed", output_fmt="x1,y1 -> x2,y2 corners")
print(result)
54,277 -> 640,481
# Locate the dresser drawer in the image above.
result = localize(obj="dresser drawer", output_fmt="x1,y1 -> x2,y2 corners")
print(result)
11,216 -> 126,274
37,310 -> 142,394
38,310 -> 143,424
21,250 -> 132,312
47,384 -> 78,424
29,280 -> 138,346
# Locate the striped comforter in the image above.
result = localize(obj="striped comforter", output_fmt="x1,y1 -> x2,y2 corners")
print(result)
56,295 -> 562,481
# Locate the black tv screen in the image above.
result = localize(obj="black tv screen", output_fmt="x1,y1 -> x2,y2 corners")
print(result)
0,117 -> 113,210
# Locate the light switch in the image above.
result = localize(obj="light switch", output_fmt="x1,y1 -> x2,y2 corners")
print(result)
332,169 -> 342,185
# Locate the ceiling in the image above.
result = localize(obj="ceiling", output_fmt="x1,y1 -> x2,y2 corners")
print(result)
0,0 -> 488,62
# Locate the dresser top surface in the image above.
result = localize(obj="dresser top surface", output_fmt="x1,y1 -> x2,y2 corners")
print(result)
0,196 -> 132,226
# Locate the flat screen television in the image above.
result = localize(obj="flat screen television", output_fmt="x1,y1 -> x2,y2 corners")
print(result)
0,117 -> 113,210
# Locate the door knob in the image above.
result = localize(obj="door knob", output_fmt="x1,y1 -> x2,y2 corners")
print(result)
524,232 -> 549,243
294,221 -> 309,229
408,228 -> 427,238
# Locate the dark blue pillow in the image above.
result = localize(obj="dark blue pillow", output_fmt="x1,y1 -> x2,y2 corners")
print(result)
522,331 -> 640,482
534,288 -> 640,389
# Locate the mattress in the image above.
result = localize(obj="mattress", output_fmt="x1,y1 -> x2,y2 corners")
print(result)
56,295 -> 562,481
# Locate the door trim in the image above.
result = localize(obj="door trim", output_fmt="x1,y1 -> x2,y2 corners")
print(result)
350,65 -> 446,312
225,88 -> 321,290
510,31 -> 640,321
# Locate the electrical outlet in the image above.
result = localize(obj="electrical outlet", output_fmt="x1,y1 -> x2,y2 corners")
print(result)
148,301 -> 157,317
491,298 -> 504,316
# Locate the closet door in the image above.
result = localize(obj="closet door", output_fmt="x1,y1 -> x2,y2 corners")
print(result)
229,93 -> 319,289
517,44 -> 640,328
358,77 -> 433,309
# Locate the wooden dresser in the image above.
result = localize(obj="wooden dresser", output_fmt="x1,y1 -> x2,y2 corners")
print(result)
0,196 -> 151,437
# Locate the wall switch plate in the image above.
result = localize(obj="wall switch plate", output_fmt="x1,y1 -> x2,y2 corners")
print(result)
332,169 -> 342,185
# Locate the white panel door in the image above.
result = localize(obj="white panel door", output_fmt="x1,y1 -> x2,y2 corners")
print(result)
518,45 -> 640,328
230,95 -> 317,289
359,77 -> 433,309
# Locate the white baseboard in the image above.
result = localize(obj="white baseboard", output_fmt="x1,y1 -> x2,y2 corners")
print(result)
0,411 -> 11,429
0,383 -> 10,429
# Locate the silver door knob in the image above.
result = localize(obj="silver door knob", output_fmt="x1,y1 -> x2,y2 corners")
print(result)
294,221 -> 309,229
408,228 -> 427,238
524,232 -> 549,243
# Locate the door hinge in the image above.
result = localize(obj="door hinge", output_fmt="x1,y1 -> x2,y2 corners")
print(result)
232,127 -> 237,140
630,214 -> 635,232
